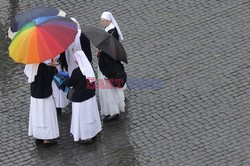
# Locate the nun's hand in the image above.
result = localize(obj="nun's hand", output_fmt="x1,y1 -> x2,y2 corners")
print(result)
96,51 -> 101,58
51,60 -> 58,67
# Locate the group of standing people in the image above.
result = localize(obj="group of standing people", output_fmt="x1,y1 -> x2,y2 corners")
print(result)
24,12 -> 126,148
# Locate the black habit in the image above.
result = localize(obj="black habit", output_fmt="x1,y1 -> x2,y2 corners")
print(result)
59,32 -> 92,65
30,63 -> 57,99
98,27 -> 122,78
65,67 -> 95,102
80,32 -> 92,63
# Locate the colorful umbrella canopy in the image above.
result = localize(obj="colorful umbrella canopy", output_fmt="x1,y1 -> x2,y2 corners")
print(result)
8,16 -> 77,64
8,6 -> 66,39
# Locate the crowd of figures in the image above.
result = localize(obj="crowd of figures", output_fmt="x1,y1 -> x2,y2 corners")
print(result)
24,12 -> 126,148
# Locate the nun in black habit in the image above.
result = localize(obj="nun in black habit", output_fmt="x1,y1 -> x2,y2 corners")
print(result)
97,11 -> 126,122
64,50 -> 102,144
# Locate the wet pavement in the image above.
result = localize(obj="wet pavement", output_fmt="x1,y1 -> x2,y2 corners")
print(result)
0,0 -> 250,165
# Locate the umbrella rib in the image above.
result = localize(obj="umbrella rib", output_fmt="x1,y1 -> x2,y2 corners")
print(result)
36,28 -> 56,61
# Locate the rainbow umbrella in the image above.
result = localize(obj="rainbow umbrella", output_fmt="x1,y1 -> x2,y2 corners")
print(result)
8,16 -> 77,64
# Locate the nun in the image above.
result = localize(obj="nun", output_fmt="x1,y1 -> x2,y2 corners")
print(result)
97,11 -> 126,122
65,50 -> 102,144
51,54 -> 70,115
24,60 -> 59,148
63,17 -> 92,76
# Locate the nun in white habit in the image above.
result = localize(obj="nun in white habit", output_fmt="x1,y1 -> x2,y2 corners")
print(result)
64,19 -> 81,76
51,54 -> 70,115
24,60 -> 59,147
65,50 -> 101,143
98,11 -> 125,121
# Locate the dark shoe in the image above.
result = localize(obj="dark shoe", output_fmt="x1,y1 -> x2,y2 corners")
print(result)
92,135 -> 97,141
56,108 -> 62,115
35,139 -> 44,146
103,114 -> 119,122
40,140 -> 57,148
103,115 -> 110,122
78,139 -> 93,145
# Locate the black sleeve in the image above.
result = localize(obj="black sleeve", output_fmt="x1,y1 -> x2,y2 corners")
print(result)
83,77 -> 87,90
40,63 -> 57,84
99,52 -> 116,78
59,52 -> 68,72
80,33 -> 92,63
65,68 -> 80,87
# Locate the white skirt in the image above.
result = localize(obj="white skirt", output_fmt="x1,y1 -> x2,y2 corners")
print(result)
28,95 -> 59,139
70,96 -> 102,141
98,68 -> 125,116
52,66 -> 70,108
52,80 -> 70,108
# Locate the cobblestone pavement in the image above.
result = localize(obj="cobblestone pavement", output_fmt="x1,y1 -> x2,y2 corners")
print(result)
0,0 -> 250,165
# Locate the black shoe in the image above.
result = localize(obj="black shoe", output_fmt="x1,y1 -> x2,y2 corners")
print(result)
56,108 -> 62,115
103,114 -> 119,122
35,139 -> 44,146
78,139 -> 93,145
40,140 -> 57,148
103,115 -> 110,122
92,135 -> 97,141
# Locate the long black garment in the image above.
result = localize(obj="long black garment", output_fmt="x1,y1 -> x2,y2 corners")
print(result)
58,53 -> 68,72
98,27 -> 122,78
31,63 -> 57,99
65,67 -> 95,102
80,32 -> 92,63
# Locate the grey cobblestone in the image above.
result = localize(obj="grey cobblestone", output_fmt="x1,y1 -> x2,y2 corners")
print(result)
0,0 -> 250,165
